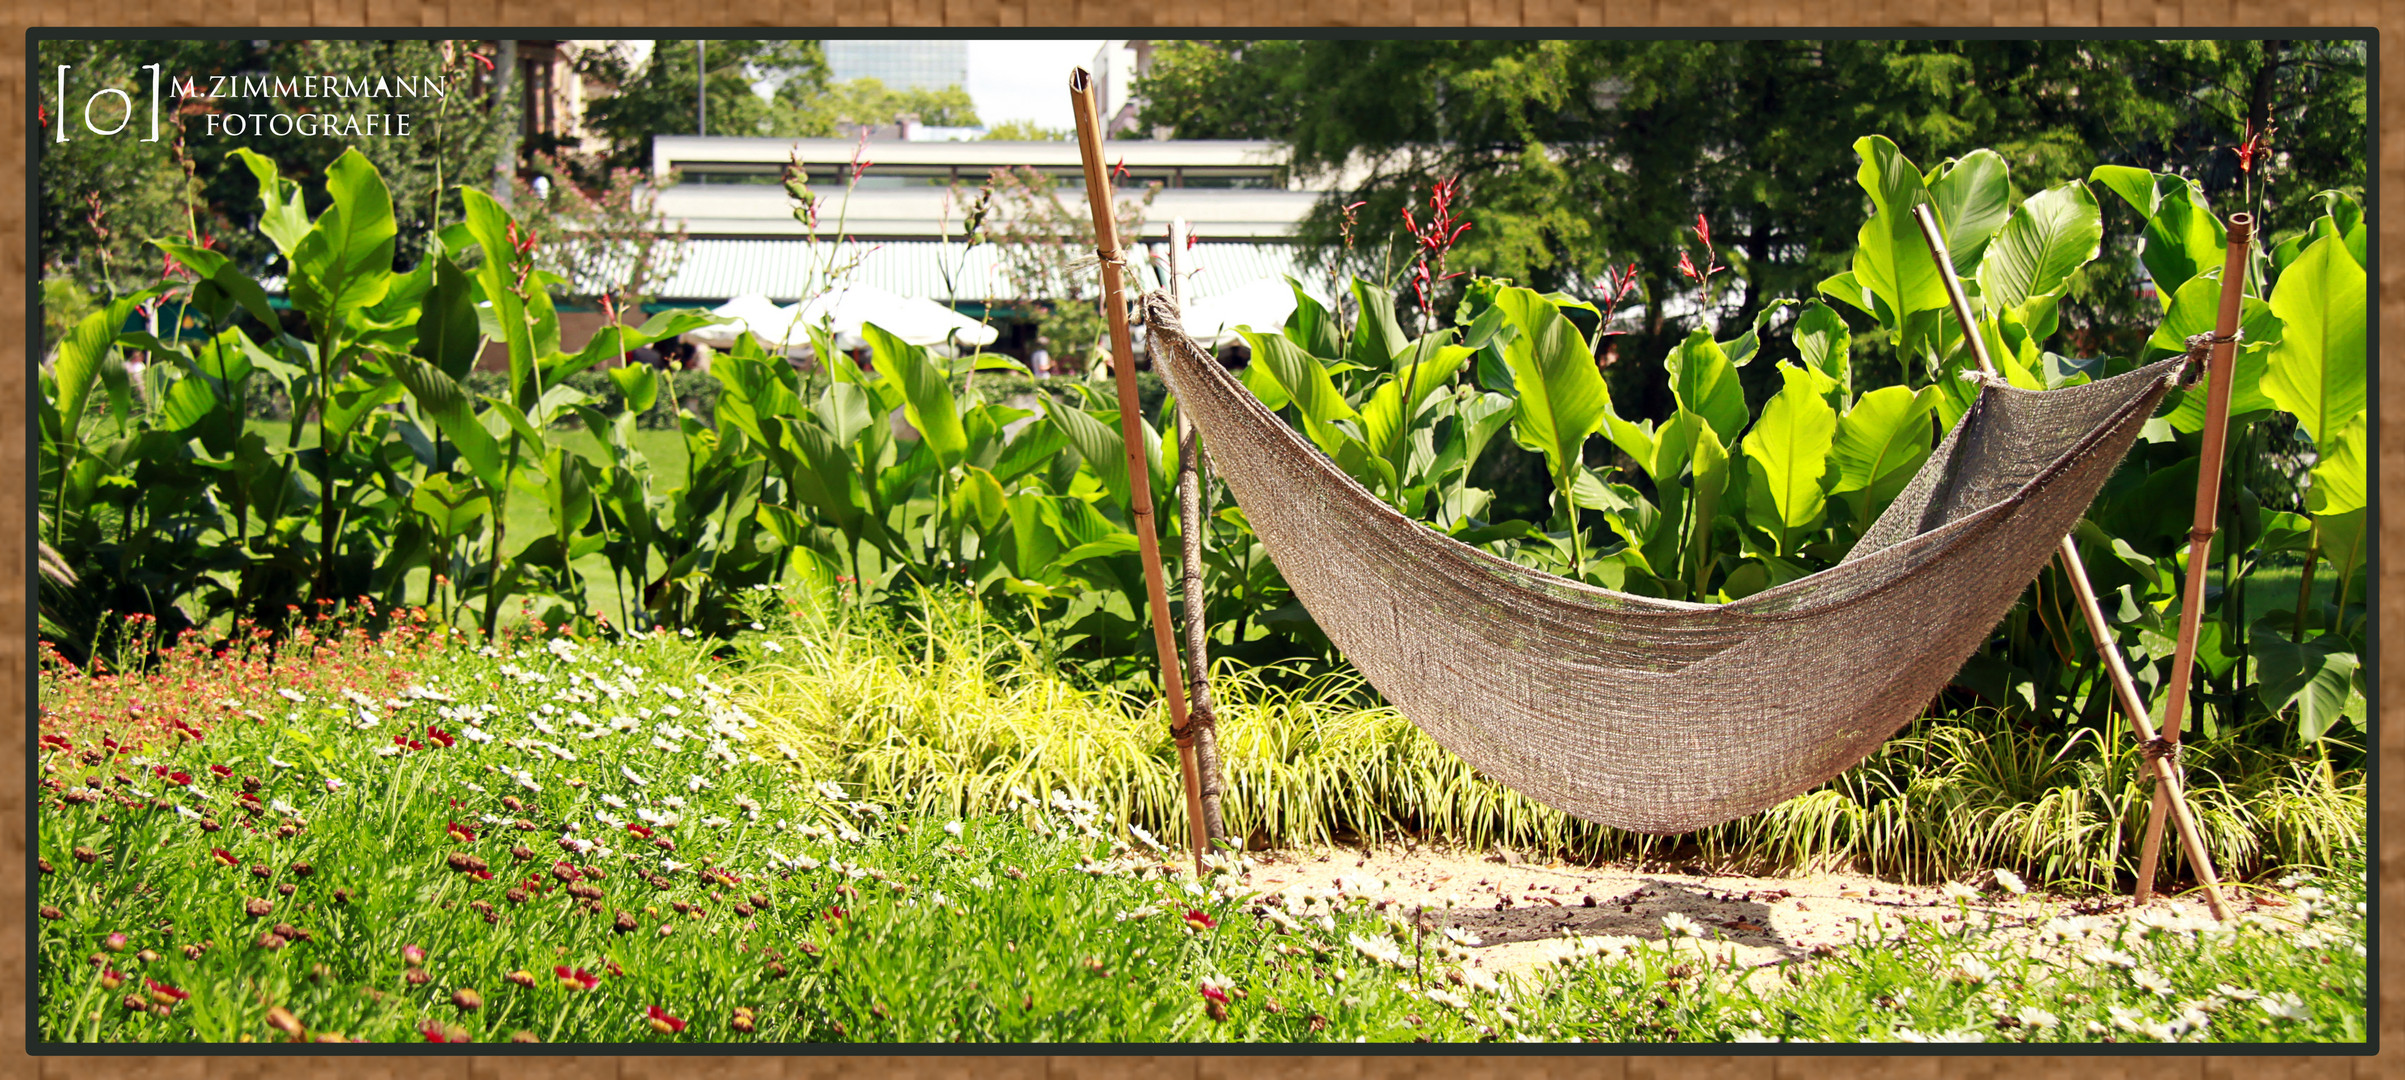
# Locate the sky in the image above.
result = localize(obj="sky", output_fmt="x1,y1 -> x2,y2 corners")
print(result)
964,40 -> 1112,132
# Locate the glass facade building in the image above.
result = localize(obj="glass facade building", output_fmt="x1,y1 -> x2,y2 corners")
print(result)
824,40 -> 969,91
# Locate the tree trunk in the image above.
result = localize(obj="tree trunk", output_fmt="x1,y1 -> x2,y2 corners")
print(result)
491,40 -> 520,208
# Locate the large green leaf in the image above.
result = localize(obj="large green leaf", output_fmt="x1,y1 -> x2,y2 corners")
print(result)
1361,347 -> 1469,470
868,323 -> 968,468
1241,329 -> 1356,426
1925,149 -> 2012,277
608,365 -> 660,417
388,354 -> 506,490
1047,398 -> 1134,512
1976,180 -> 2102,316
232,149 -> 311,257
1281,278 -> 1341,360
2261,233 -> 2367,448
1664,329 -> 1746,444
1849,135 -> 1947,322
458,188 -> 537,404
2315,506 -> 2367,598
2091,167 -> 2224,305
289,148 -> 397,320
2305,414 -> 2366,516
410,473 -> 492,538
1346,278 -> 1411,371
1829,384 -> 1936,529
2252,617 -> 2359,742
1741,364 -> 1839,554
53,294 -> 147,441
779,417 -> 870,537
1789,300 -> 1851,406
414,254 -> 481,379
1716,299 -> 1793,369
1494,287 -> 1610,490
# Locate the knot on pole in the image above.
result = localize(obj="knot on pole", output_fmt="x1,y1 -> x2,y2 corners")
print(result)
2178,329 -> 2244,385
2140,736 -> 2182,774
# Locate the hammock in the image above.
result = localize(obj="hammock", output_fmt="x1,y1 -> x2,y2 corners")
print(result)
1140,293 -> 2186,834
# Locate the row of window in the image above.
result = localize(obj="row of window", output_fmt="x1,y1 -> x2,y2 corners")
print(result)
674,165 -> 1283,190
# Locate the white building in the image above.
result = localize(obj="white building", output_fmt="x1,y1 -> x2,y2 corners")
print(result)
643,135 -> 1331,324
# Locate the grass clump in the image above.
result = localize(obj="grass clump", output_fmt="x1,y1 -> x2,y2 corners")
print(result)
735,591 -> 2364,891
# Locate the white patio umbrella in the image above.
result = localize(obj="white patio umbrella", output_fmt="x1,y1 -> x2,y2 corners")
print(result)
1173,276 -> 1326,349
787,283 -> 1000,353
683,293 -> 804,351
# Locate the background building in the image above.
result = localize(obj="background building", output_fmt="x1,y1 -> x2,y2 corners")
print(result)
826,40 -> 971,92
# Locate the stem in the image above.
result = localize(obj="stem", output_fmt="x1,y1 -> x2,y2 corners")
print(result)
482,431 -> 521,639
2292,529 -> 2318,640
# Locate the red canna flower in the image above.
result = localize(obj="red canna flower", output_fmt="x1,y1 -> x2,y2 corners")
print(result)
1694,212 -> 1712,248
1112,156 -> 1129,183
1677,250 -> 1701,283
469,50 -> 495,73
646,1005 -> 687,1034
555,965 -> 600,991
2236,120 -> 2277,175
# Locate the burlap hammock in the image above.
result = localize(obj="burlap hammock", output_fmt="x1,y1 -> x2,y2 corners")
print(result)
1139,292 -> 2188,835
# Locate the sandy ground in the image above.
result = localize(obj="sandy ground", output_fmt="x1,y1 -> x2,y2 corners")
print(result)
1222,842 -> 2291,987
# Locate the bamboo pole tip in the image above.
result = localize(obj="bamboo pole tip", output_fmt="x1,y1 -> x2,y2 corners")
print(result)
2227,213 -> 2252,243
1069,68 -> 1092,92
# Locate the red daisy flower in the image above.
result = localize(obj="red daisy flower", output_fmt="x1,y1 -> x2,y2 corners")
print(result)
646,1005 -> 687,1034
555,965 -> 601,991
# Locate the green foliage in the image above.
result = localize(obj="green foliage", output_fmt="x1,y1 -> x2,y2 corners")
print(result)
782,77 -> 980,130
46,131 -> 2368,756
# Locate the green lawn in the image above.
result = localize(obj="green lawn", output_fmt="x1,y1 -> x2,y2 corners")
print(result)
35,618 -> 2367,1045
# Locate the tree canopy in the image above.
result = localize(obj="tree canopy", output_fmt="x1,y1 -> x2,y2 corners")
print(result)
1135,38 -> 2366,409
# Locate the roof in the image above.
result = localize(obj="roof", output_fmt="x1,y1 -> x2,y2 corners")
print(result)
654,183 -> 1322,241
649,239 -> 1319,306
653,135 -> 1290,175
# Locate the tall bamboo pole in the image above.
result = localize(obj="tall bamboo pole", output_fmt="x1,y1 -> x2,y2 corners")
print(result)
1070,69 -> 1210,877
2134,213 -> 2254,910
1913,205 -> 2231,920
1167,219 -> 1229,843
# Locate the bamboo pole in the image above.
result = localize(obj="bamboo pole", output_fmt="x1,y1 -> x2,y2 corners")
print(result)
2134,213 -> 2254,912
1069,69 -> 1210,877
1167,219 -> 1229,843
1912,205 -> 2231,920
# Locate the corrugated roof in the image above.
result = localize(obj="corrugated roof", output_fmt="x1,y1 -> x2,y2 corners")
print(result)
652,239 -> 1315,305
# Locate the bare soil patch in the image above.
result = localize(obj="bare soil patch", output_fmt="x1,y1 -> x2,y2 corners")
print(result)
1233,843 -> 2284,985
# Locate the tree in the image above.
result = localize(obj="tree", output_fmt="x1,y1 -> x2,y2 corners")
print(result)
577,40 -> 831,170
981,120 -> 1073,142
1135,39 -> 2366,414
37,38 -> 506,292
779,77 -> 980,131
